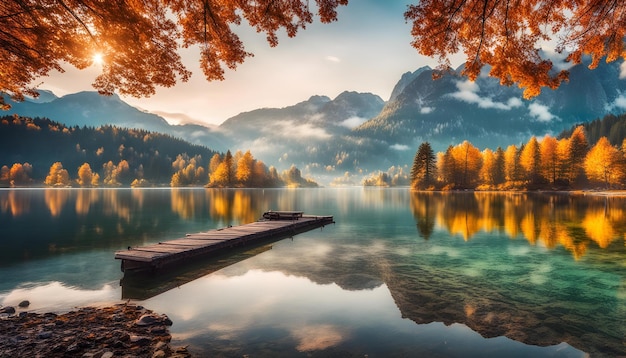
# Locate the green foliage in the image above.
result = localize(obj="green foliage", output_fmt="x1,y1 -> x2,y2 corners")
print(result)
0,115 -> 217,185
560,113 -> 626,146
411,142 -> 436,189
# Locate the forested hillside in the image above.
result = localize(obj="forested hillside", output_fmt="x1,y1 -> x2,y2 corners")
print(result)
559,113 -> 626,146
0,115 -> 318,188
0,115 -> 218,185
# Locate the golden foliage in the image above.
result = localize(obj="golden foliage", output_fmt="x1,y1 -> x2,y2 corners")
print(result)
540,136 -> 559,184
44,162 -> 70,187
519,136 -> 541,182
1,0 -> 347,108
405,0 -> 626,97
76,163 -> 95,187
584,136 -> 624,188
44,189 -> 69,217
7,162 -> 33,186
410,192 -> 626,259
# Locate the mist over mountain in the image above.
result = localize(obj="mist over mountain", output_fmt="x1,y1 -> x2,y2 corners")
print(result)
4,91 -> 230,152
356,60 -> 626,155
4,60 -> 626,185
218,91 -> 388,178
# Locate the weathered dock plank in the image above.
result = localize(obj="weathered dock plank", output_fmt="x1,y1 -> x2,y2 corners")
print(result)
115,213 -> 334,272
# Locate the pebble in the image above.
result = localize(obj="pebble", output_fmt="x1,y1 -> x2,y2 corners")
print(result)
18,301 -> 30,308
0,306 -> 16,314
0,303 -> 191,358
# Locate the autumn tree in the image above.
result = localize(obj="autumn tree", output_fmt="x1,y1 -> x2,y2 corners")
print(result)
405,1 -> 626,98
252,160 -> 271,187
235,150 -> 255,186
209,150 -> 234,187
7,163 -> 33,186
437,146 -> 457,189
479,149 -> 497,188
504,145 -> 522,186
519,136 -> 543,186
102,160 -> 131,186
45,162 -> 70,187
208,153 -> 222,175
411,142 -> 436,189
568,126 -> 590,186
452,141 -> 482,189
556,138 -> 572,185
1,0 -> 348,109
76,163 -> 97,187
584,137 -> 624,188
171,154 -> 205,186
493,147 -> 506,186
540,136 -> 559,185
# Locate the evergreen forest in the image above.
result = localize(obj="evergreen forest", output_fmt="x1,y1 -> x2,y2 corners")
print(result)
0,115 -> 317,188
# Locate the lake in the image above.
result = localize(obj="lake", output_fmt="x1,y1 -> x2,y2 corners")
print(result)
1,188 -> 624,357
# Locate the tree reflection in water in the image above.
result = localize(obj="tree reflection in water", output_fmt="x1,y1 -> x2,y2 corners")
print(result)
410,191 -> 626,258
405,191 -> 625,356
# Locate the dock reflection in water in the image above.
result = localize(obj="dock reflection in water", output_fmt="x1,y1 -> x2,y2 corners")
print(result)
120,243 -> 274,300
2,188 -> 625,356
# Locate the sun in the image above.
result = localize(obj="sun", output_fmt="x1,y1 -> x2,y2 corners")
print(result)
92,53 -> 104,65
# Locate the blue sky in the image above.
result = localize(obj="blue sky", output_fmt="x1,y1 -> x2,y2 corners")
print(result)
40,1 -> 443,126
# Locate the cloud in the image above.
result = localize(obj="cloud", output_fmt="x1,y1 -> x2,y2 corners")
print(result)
450,80 -> 523,110
420,106 -> 434,114
339,116 -> 368,129
264,120 -> 332,140
528,102 -> 558,122
621,62 -> 626,79
291,324 -> 345,352
605,93 -> 626,111
390,144 -> 410,151
325,55 -> 341,63
152,110 -> 217,128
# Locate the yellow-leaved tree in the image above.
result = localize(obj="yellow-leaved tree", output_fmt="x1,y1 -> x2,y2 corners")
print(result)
76,163 -> 99,187
45,162 -> 70,187
584,137 -> 624,188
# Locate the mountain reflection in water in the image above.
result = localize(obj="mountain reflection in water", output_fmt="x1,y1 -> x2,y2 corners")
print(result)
1,188 -> 624,356
407,191 -> 625,356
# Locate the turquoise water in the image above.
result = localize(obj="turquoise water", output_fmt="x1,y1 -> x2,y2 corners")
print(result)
1,188 -> 624,356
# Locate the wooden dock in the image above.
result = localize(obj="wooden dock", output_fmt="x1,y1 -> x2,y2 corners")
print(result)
115,212 -> 334,272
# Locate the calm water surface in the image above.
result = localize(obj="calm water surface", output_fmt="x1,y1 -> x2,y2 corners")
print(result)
1,188 -> 624,357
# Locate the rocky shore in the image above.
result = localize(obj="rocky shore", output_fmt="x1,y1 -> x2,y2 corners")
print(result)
0,303 -> 191,357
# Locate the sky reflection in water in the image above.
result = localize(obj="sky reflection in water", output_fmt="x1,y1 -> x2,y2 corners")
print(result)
1,188 -> 624,356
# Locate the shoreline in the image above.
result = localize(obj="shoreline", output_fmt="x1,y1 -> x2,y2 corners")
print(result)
0,303 -> 191,358
409,188 -> 626,196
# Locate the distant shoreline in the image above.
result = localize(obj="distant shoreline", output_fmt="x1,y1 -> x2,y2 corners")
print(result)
410,188 -> 626,196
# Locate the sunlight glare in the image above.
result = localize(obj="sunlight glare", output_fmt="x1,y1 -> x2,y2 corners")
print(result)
92,53 -> 104,65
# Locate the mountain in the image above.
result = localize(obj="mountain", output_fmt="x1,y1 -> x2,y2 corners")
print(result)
4,59 -> 626,185
355,60 -> 626,155
4,91 -> 229,151
218,91 -> 387,178
24,89 -> 58,103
